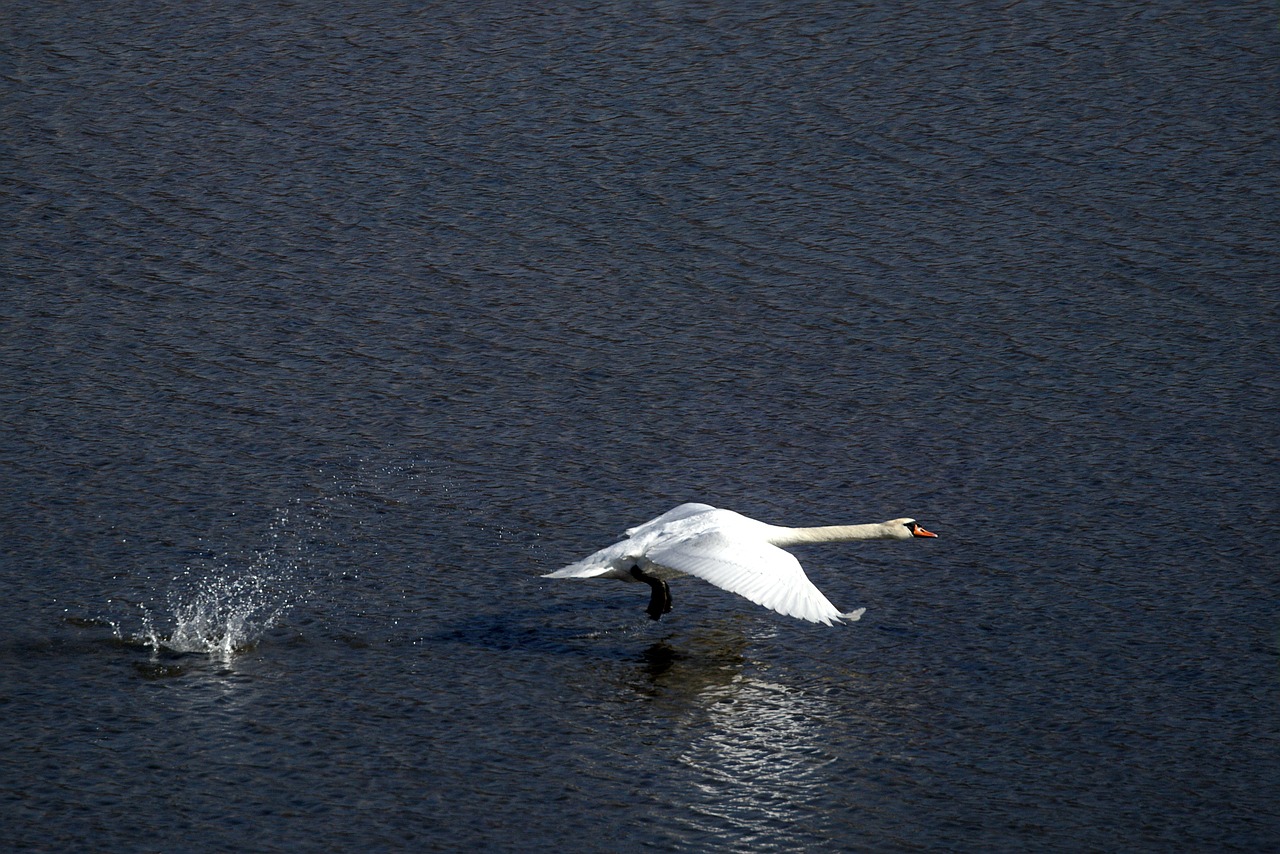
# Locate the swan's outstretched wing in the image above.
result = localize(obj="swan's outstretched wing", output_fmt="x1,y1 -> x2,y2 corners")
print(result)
646,532 -> 849,625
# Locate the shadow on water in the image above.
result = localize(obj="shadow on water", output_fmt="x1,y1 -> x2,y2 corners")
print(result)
419,597 -> 671,659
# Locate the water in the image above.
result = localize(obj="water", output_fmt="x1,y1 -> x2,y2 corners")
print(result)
2,1 -> 1278,850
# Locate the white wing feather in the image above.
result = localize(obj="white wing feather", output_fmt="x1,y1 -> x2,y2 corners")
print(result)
646,531 -> 846,625
624,502 -> 716,537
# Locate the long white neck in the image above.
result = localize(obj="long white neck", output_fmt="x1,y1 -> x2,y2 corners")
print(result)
768,523 -> 895,547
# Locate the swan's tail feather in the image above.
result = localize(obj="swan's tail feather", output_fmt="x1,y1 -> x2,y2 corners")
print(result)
544,539 -> 634,580
542,564 -> 616,579
841,607 -> 867,622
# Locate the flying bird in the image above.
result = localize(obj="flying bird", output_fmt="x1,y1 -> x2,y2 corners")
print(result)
543,503 -> 937,625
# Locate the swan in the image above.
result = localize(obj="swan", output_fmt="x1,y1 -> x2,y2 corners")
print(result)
543,503 -> 937,625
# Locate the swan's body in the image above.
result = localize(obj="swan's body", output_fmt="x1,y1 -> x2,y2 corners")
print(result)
543,503 -> 937,625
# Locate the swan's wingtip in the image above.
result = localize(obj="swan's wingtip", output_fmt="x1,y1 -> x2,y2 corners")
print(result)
841,607 -> 867,622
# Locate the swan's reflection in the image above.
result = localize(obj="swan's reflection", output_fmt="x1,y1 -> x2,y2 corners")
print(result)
632,623 -> 840,847
634,635 -> 744,692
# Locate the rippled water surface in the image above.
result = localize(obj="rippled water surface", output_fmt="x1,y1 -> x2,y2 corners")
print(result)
3,1 -> 1278,851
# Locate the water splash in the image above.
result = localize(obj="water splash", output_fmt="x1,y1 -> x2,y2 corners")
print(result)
118,509 -> 309,663
152,568 -> 295,659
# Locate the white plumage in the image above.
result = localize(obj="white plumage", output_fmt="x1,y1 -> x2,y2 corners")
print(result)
543,503 -> 937,625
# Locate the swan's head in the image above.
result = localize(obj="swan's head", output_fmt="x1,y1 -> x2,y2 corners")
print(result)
887,518 -> 937,539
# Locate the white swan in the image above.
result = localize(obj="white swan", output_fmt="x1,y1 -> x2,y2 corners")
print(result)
543,503 -> 937,625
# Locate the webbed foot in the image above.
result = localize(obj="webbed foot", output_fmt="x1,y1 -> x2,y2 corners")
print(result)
629,565 -> 672,620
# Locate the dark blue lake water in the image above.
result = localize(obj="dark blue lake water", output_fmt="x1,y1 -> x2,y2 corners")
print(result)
3,1 -> 1277,850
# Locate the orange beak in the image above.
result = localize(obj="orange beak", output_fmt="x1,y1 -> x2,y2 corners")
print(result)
910,523 -> 937,538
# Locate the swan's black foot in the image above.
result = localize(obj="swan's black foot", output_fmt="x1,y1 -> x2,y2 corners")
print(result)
630,565 -> 672,620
